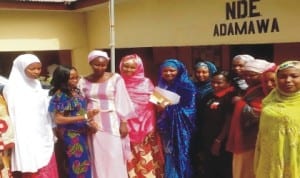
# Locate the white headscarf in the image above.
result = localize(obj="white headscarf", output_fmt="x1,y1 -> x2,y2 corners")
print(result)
233,54 -> 255,62
88,50 -> 110,63
3,54 -> 54,172
244,59 -> 273,74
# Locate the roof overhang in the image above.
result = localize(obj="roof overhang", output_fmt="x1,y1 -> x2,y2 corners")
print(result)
0,0 -> 108,11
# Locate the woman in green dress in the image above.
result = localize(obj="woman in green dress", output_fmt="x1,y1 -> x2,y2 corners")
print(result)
254,60 -> 300,178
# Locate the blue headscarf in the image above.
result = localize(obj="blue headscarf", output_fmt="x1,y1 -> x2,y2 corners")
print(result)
157,59 -> 196,178
194,61 -> 217,101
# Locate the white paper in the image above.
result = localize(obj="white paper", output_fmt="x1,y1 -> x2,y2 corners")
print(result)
149,87 -> 180,105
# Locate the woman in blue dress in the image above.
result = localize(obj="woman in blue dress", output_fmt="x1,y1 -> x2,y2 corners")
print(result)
156,59 -> 196,178
48,65 -> 98,178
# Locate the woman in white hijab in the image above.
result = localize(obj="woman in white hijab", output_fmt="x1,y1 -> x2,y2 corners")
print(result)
3,54 -> 58,178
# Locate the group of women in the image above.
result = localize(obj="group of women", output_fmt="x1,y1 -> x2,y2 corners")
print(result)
0,50 -> 299,178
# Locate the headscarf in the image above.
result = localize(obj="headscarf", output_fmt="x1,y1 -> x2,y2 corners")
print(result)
119,54 -> 155,143
254,61 -> 300,177
157,59 -> 196,177
158,59 -> 194,91
233,54 -> 255,62
261,62 -> 277,95
276,60 -> 300,96
232,54 -> 255,91
87,50 -> 110,63
244,59 -> 274,73
3,54 -> 54,172
194,61 -> 217,100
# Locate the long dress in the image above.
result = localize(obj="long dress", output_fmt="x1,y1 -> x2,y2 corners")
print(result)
48,90 -> 91,178
3,54 -> 57,177
119,55 -> 164,178
226,85 -> 265,178
79,73 -> 134,178
254,89 -> 300,178
157,59 -> 196,178
196,87 -> 235,178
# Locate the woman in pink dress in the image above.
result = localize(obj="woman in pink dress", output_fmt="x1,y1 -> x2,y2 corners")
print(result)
119,54 -> 164,178
79,50 -> 134,178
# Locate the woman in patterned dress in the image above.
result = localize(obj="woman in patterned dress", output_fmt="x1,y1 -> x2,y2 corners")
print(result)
119,54 -> 164,178
48,65 -> 98,178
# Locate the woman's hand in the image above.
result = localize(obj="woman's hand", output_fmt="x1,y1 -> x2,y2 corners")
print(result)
86,109 -> 100,134
87,109 -> 99,119
119,121 -> 128,138
87,120 -> 99,134
156,101 -> 169,112
211,139 -> 222,156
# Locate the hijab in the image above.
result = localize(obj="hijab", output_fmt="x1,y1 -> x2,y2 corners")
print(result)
3,54 -> 54,172
194,61 -> 217,100
119,54 -> 155,143
157,59 -> 196,177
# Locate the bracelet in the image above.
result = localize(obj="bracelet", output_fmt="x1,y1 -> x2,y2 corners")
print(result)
215,139 -> 221,143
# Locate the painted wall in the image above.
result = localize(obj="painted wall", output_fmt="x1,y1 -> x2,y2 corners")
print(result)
0,0 -> 298,75
0,10 -> 90,74
86,0 -> 300,48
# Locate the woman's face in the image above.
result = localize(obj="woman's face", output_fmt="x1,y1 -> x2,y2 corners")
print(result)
25,62 -> 42,79
195,66 -> 210,82
262,71 -> 276,94
277,67 -> 300,93
211,74 -> 230,93
121,59 -> 137,77
89,57 -> 109,76
68,69 -> 79,89
243,70 -> 261,87
232,59 -> 246,76
161,66 -> 178,83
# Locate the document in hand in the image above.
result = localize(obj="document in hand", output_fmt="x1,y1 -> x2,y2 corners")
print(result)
149,87 -> 180,105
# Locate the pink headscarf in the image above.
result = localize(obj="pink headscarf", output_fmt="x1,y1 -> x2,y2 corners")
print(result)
119,54 -> 155,143
261,62 -> 277,95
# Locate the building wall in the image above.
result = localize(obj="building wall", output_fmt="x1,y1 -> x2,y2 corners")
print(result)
0,1 -> 299,77
0,10 -> 90,74
86,0 -> 300,48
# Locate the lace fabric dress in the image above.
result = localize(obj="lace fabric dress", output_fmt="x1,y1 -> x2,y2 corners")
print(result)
254,90 -> 300,178
79,73 -> 134,178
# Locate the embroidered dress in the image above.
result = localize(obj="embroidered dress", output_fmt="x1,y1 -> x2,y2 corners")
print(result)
119,55 -> 164,178
49,91 -> 91,178
79,73 -> 134,178
157,59 -> 196,178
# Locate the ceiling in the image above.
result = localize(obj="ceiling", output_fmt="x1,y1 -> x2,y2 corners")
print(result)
0,0 -> 108,11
